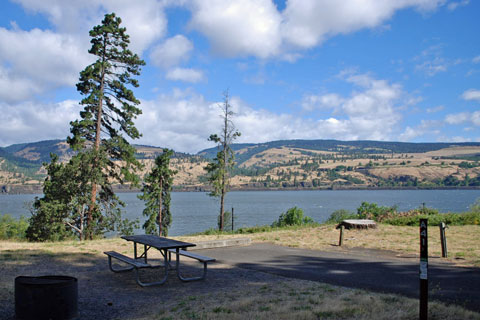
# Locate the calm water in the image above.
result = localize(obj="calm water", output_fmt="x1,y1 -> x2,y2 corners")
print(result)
1,190 -> 479,236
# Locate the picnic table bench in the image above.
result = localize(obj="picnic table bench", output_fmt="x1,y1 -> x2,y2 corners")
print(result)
167,249 -> 216,281
104,235 -> 215,286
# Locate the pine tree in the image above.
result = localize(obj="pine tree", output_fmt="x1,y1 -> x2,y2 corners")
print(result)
205,91 -> 241,231
26,153 -> 91,241
138,149 -> 177,236
68,13 -> 145,239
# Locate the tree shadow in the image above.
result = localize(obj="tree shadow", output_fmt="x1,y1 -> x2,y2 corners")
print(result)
0,248 -> 275,319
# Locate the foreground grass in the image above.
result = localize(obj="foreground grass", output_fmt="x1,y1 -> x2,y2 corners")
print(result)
1,238 -> 479,320
134,282 -> 479,320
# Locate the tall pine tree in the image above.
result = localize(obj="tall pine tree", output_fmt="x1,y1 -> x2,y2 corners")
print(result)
68,13 -> 145,239
138,149 -> 177,236
205,91 -> 240,231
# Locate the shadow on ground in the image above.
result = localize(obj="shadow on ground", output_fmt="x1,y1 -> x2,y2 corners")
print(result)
197,243 -> 480,312
0,248 -> 271,319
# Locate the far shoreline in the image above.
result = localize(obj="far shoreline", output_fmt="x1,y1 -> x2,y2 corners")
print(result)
2,184 -> 480,195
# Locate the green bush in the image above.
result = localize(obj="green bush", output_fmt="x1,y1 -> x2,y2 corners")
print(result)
325,209 -> 359,224
357,202 -> 397,220
0,214 -> 29,240
383,212 -> 480,226
382,207 -> 480,226
272,207 -> 314,227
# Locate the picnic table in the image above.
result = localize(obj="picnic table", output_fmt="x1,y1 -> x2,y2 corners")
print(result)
104,235 -> 215,287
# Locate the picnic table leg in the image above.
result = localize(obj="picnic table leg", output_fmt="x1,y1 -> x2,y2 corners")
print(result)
106,255 -> 135,273
175,249 -> 209,282
135,249 -> 169,287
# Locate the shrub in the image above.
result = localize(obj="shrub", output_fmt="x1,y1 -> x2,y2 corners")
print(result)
0,214 -> 29,240
325,209 -> 359,224
382,202 -> 480,226
272,207 -> 314,227
357,202 -> 397,221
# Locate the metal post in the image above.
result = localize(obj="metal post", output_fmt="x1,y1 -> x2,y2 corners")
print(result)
231,207 -> 234,232
439,222 -> 448,258
339,225 -> 344,246
420,219 -> 428,320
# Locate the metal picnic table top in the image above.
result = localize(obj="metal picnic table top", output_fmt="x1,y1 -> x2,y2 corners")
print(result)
121,234 -> 196,251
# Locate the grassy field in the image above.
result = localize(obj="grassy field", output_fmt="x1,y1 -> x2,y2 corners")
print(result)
1,224 -> 480,319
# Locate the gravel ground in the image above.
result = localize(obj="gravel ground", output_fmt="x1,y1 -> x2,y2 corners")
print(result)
0,250 -> 291,319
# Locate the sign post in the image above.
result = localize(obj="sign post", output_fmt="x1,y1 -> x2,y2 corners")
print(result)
439,222 -> 448,258
420,218 -> 428,320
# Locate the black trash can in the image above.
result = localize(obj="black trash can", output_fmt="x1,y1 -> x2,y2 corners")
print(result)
15,275 -> 78,320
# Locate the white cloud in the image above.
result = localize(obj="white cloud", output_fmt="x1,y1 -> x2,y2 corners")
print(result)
150,35 -> 194,69
133,81 -> 406,153
439,136 -> 471,142
473,56 -> 480,64
445,112 -> 473,125
1,1 -> 168,102
188,0 -> 282,58
301,93 -> 344,111
426,105 -> 444,113
165,68 -> 205,83
186,0 -> 445,59
0,27 -> 91,102
398,120 -> 441,140
415,57 -> 448,76
12,0 -> 167,54
0,100 -> 78,146
447,0 -> 470,11
461,89 -> 480,102
302,72 -> 405,141
399,126 -> 422,140
281,0 -> 444,49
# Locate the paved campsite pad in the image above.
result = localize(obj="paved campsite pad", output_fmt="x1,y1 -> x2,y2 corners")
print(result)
195,243 -> 480,312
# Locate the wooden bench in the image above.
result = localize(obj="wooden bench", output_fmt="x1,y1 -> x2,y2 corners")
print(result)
168,249 -> 216,281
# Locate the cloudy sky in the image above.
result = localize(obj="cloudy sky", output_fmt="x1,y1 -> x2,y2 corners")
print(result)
0,0 -> 479,153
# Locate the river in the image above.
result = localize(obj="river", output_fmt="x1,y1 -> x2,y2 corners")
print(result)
1,189 -> 479,236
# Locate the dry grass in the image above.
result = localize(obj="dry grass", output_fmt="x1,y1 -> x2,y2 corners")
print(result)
1,237 -> 479,320
133,281 -> 479,320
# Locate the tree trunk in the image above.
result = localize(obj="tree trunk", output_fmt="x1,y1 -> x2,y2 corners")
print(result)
79,205 -> 84,241
86,38 -> 106,240
219,188 -> 225,231
158,181 -> 163,236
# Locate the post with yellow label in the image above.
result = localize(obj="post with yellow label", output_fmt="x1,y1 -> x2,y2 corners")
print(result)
420,218 -> 428,320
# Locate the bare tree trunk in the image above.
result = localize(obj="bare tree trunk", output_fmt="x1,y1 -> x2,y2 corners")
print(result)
219,93 -> 229,231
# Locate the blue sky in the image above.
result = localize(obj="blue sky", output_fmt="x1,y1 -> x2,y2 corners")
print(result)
0,0 -> 479,153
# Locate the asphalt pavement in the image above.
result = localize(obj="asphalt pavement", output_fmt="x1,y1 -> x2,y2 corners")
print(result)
196,243 -> 480,312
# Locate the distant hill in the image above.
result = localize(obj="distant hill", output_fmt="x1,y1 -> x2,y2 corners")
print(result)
199,139 -> 480,165
2,139 -> 480,191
